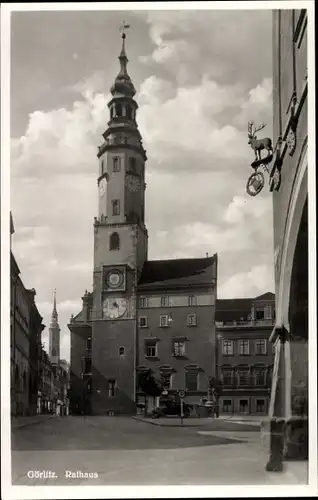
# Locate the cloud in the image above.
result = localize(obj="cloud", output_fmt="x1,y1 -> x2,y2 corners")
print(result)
139,10 -> 272,88
10,11 -> 274,361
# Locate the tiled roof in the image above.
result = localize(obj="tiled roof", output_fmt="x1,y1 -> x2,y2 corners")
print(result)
215,298 -> 252,322
216,292 -> 275,322
254,292 -> 275,301
138,255 -> 217,289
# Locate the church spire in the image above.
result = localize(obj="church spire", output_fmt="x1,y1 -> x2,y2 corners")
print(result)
51,288 -> 58,325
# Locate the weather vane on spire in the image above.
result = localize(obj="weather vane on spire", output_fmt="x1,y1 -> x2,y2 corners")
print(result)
120,20 -> 130,39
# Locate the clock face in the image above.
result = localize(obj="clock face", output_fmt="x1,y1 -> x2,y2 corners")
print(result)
103,297 -> 128,319
99,177 -> 107,196
126,175 -> 140,193
105,269 -> 125,290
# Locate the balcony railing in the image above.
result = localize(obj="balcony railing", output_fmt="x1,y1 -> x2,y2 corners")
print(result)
216,319 -> 275,328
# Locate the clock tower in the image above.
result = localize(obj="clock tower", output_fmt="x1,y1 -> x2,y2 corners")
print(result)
91,27 -> 148,414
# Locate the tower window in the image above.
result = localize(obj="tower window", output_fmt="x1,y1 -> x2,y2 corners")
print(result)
87,337 -> 92,351
113,157 -> 120,172
115,103 -> 122,117
119,347 -> 125,357
109,232 -> 120,250
112,200 -> 120,216
126,105 -> 132,120
129,157 -> 136,173
108,380 -> 116,397
101,158 -> 105,174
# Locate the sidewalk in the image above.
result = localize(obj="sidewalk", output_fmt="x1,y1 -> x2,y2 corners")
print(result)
132,416 -> 206,427
133,414 -> 262,428
11,414 -> 54,430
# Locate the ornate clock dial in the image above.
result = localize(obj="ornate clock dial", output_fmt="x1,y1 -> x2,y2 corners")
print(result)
126,175 -> 140,193
103,297 -> 128,319
99,177 -> 107,196
105,269 -> 125,290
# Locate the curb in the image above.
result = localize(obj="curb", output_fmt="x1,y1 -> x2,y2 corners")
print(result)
11,415 -> 55,430
132,416 -> 205,428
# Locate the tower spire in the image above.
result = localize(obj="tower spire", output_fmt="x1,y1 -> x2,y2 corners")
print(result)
110,22 -> 136,97
118,21 -> 130,76
51,288 -> 58,324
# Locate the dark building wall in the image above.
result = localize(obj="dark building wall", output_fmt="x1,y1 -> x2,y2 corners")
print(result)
272,9 -> 308,286
69,325 -> 92,414
91,319 -> 136,414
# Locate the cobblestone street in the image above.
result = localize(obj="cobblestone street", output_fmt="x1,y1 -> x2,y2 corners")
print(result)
11,416 -> 308,486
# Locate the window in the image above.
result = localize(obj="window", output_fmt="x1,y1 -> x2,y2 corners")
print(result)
145,341 -> 157,358
172,341 -> 185,357
239,399 -> 249,413
113,157 -> 120,172
254,368 -> 266,386
139,297 -> 148,308
188,295 -> 196,306
119,347 -> 125,357
129,157 -> 136,173
187,313 -> 197,326
160,315 -> 169,327
108,380 -> 116,397
222,369 -> 233,386
87,337 -> 92,351
126,105 -> 132,120
101,158 -> 105,174
160,373 -> 171,390
223,399 -> 232,413
256,399 -> 265,413
222,340 -> 234,356
115,103 -> 122,117
161,296 -> 169,307
112,200 -> 120,216
109,232 -> 120,250
83,357 -> 92,375
239,340 -> 250,355
238,369 -> 249,386
139,316 -> 148,328
185,372 -> 198,391
255,308 -> 265,320
255,339 -> 267,355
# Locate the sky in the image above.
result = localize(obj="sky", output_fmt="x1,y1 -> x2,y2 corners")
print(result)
10,8 -> 275,361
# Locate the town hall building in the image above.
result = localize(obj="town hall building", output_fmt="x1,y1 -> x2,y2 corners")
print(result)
68,29 -> 218,415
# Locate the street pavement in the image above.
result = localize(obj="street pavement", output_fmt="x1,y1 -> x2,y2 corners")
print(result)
11,415 -> 308,486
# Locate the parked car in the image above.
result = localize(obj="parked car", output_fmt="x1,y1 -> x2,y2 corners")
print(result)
151,400 -> 192,418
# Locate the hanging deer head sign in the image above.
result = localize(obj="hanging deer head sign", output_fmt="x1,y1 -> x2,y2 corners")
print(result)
247,121 -> 273,161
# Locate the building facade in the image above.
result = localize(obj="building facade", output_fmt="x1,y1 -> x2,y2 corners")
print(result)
69,31 -> 217,415
267,9 -> 308,464
10,213 -> 45,417
136,257 -> 217,410
216,293 -> 275,415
